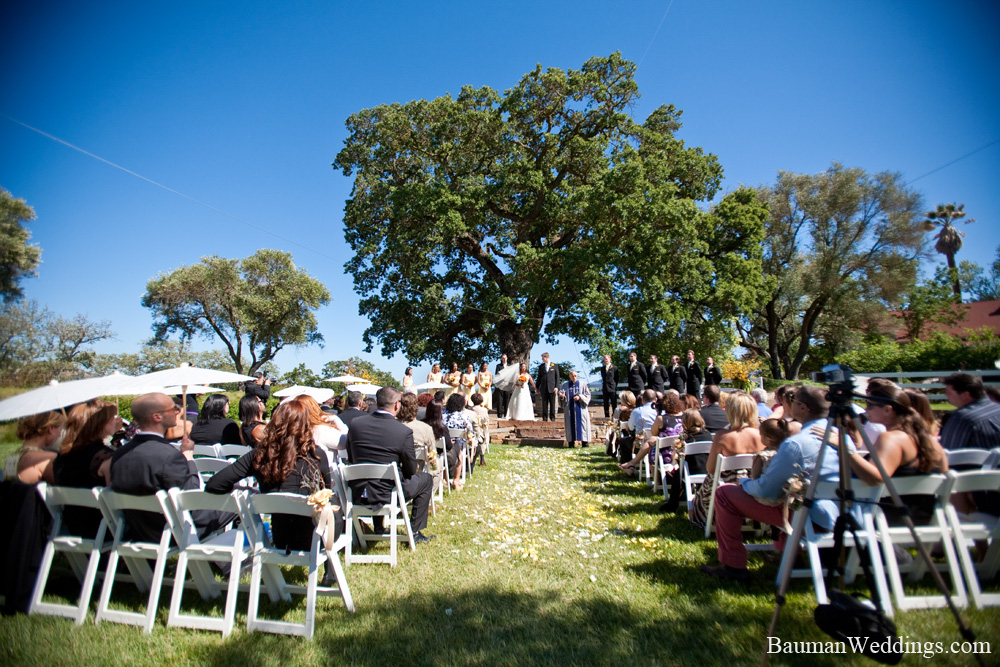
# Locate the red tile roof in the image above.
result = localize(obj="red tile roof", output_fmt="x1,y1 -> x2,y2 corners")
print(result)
890,299 -> 1000,343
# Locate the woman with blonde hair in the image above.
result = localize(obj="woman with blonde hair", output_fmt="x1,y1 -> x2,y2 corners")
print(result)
3,410 -> 66,483
689,392 -> 764,528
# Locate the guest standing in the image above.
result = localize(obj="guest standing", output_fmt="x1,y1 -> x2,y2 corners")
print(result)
599,354 -> 619,419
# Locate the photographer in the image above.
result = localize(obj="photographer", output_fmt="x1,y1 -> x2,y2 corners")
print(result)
245,371 -> 272,402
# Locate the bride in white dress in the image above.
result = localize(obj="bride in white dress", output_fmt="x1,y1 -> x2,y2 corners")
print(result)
505,362 -> 536,421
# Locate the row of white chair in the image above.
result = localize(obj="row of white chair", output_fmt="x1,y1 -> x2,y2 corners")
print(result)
191,443 -> 252,460
777,470 -> 1000,615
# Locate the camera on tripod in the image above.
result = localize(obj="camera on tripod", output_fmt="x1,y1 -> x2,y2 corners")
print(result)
811,363 -> 852,386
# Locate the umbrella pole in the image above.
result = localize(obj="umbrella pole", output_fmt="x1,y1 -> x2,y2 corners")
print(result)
181,385 -> 189,438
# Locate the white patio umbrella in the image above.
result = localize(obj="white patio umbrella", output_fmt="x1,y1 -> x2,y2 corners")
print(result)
159,385 -> 227,395
0,372 -> 136,421
274,385 -> 335,403
124,364 -> 255,430
346,383 -> 381,395
325,374 -> 372,384
411,381 -> 450,391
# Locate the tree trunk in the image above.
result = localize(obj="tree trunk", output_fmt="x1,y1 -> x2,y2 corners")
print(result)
946,252 -> 961,299
497,319 -> 537,367
765,300 -> 784,380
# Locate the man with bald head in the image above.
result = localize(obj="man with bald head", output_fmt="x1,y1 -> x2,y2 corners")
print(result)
111,392 -> 234,541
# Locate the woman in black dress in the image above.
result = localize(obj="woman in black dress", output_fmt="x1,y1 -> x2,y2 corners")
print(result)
52,399 -> 121,537
238,395 -> 267,448
190,394 -> 241,445
206,401 -> 336,551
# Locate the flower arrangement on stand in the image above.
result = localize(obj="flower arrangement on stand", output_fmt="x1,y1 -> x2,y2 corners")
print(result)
720,357 -> 764,393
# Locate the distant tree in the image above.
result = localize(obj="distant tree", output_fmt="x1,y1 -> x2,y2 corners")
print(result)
738,164 -> 926,380
321,357 -> 396,389
0,187 -> 42,304
963,245 -> 1000,301
924,203 -> 975,298
142,249 -> 330,374
87,340 -> 254,377
0,300 -> 114,384
280,363 -> 328,388
897,266 -> 966,341
333,53 -> 768,367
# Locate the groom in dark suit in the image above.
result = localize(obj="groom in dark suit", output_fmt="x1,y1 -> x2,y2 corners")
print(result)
111,392 -> 235,542
535,352 -> 560,421
346,386 -> 434,541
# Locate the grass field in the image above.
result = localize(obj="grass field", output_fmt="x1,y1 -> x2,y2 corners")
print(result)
1,441 -> 997,666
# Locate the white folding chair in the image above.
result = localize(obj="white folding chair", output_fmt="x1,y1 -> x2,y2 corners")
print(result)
193,457 -> 230,487
639,430 -> 654,484
942,469 -> 1000,608
704,453 -> 757,537
29,483 -> 109,625
95,489 -> 177,633
946,449 -> 990,470
339,463 -> 415,567
166,488 -> 248,636
219,444 -> 252,460
652,436 -> 677,495
448,428 -> 471,485
242,492 -> 354,639
681,441 -> 713,513
192,444 -> 223,458
775,480 -> 892,616
435,436 -> 450,499
873,474 -> 968,611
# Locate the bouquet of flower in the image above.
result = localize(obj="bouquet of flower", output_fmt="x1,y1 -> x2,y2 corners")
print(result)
720,357 -> 764,393
517,374 -> 529,387
782,465 -> 810,512
462,378 -> 475,388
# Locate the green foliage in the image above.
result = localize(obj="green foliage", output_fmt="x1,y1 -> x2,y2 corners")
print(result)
0,187 -> 42,304
333,53 -> 767,365
837,330 -> 1000,373
0,300 -> 115,385
964,245 -> 1000,301
738,163 -> 926,379
321,357 -> 397,388
142,249 -> 330,374
897,265 -> 964,341
86,340 -> 252,377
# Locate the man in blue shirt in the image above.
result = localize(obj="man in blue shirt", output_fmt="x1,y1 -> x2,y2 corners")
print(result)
752,388 -> 773,421
701,385 -> 852,584
939,373 -> 1000,450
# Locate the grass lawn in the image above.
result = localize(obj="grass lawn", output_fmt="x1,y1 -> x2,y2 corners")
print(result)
1,441 -> 997,666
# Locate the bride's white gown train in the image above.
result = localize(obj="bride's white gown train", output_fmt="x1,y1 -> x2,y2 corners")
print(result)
506,384 -> 535,421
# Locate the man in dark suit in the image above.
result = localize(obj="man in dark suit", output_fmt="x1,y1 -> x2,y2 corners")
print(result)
110,393 -> 235,542
599,354 -> 619,418
535,352 -> 560,421
626,351 -> 647,395
667,355 -> 687,393
685,350 -> 703,397
704,356 -> 722,388
345,387 -> 434,542
494,354 -> 512,418
700,385 -> 730,434
647,355 -> 667,393
338,391 -> 368,430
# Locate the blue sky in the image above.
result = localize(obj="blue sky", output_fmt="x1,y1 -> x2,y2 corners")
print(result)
2,0 -> 998,384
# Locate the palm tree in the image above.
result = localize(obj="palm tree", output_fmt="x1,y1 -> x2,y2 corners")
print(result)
923,203 -> 975,299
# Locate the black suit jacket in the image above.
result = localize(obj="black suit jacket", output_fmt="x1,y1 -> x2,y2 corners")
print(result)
536,362 -> 560,394
667,364 -> 687,393
686,360 -> 703,395
704,364 -> 722,387
600,364 -> 619,393
626,361 -> 647,394
338,407 -> 369,430
110,433 -> 201,542
700,403 -> 730,434
648,363 -> 668,393
345,411 -> 417,504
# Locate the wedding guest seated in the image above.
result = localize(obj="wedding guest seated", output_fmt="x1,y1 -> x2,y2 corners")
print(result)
618,390 -> 658,475
294,394 -> 348,464
206,400 -> 341,584
752,388 -> 772,421
52,399 -> 121,537
609,391 -> 636,459
651,393 -> 685,438
415,392 -> 434,420
2,410 -> 65,484
939,373 -> 1000,450
700,386 -> 730,435
689,393 -> 764,529
189,394 -> 241,445
661,408 -> 713,513
423,400 -> 460,490
165,396 -> 193,444
238,395 -> 267,448
444,393 -> 476,475
683,394 -> 702,411
750,418 -> 790,481
338,391 -> 368,429
398,393 -> 442,493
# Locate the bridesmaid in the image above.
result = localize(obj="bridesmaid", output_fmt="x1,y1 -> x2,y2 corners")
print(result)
402,366 -> 416,393
476,361 -> 493,410
427,363 -> 443,384
460,363 -> 477,402
444,362 -> 462,396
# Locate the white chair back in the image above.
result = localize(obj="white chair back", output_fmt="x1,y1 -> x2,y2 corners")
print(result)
941,469 -> 1000,608
947,448 -> 990,469
339,463 -> 415,566
704,453 -> 756,537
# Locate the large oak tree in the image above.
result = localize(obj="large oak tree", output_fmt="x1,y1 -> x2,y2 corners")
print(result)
333,53 -> 768,365
142,249 -> 329,374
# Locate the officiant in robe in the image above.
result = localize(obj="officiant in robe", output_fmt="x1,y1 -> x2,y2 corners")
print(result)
560,370 -> 592,447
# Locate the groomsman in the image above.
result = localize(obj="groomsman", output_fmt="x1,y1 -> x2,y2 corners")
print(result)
536,352 -> 560,421
626,351 -> 647,394
648,355 -> 667,393
667,355 -> 687,393
599,354 -> 619,418
494,354 -> 512,418
704,356 -> 722,388
685,350 -> 703,397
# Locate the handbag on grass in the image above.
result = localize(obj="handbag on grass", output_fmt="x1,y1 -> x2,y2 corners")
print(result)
813,514 -> 902,665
